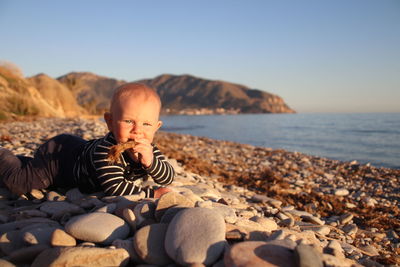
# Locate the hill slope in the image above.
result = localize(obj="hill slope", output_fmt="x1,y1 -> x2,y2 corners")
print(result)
58,72 -> 295,114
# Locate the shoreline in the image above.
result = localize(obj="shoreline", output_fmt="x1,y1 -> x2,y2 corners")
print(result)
1,118 -> 399,264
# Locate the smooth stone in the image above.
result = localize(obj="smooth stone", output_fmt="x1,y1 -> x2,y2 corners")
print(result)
334,188 -> 350,196
0,259 -> 16,267
300,225 -> 331,236
0,230 -> 25,255
155,192 -> 195,221
224,241 -> 296,267
342,224 -> 358,236
113,238 -> 142,263
0,218 -> 59,235
160,206 -> 187,224
39,201 -> 84,218
65,212 -> 130,245
22,226 -> 60,245
19,209 -> 48,217
51,229 -> 77,247
165,207 -> 226,266
294,244 -> 323,267
4,244 -> 49,265
31,247 -> 130,267
250,195 -> 282,208
324,240 -> 345,258
211,202 -> 238,224
122,208 -> 137,230
301,215 -> 325,225
339,213 -> 354,225
133,223 -> 172,265
66,188 -> 86,202
250,216 -> 278,232
181,184 -> 221,199
321,254 -> 360,267
95,203 -> 117,213
46,191 -> 66,201
29,189 -> 45,200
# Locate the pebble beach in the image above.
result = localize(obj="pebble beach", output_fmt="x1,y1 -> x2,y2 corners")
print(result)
0,118 -> 399,266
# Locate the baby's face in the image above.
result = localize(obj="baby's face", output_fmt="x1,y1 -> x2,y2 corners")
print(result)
106,95 -> 162,144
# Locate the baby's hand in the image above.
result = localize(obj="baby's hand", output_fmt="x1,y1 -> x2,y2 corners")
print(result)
128,137 -> 154,168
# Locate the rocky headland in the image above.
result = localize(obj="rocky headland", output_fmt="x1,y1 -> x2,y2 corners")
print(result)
0,118 -> 399,266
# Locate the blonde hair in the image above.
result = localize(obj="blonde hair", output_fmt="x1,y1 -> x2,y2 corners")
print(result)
110,83 -> 161,114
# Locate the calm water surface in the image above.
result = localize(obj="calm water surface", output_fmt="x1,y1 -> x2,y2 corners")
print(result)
160,113 -> 400,169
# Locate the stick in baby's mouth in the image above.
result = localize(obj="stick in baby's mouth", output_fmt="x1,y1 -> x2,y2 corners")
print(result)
107,140 -> 137,164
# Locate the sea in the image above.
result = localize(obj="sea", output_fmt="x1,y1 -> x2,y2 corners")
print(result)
160,113 -> 400,170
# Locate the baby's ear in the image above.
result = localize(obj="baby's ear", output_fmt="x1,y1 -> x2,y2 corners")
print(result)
104,112 -> 113,131
156,120 -> 163,131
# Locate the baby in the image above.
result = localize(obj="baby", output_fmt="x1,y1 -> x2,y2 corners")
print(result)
0,83 -> 175,198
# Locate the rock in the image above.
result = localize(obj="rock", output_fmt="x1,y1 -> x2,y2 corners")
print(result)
301,215 -> 325,225
65,212 -> 130,245
212,202 -> 238,224
321,254 -> 361,267
251,194 -> 282,208
294,244 -> 323,267
0,259 -> 16,267
29,189 -> 45,200
160,206 -> 187,224
334,188 -> 350,196
95,203 -> 117,213
51,229 -> 77,247
250,216 -> 278,232
155,191 -> 195,221
39,201 -> 84,218
122,208 -> 137,230
324,240 -> 345,259
339,213 -> 354,225
31,247 -> 130,267
22,226 -> 60,245
133,223 -> 172,265
0,230 -> 25,255
342,224 -> 358,236
182,184 -> 221,199
4,244 -> 49,265
66,188 -> 86,202
113,238 -> 142,263
46,191 -> 66,201
165,207 -> 226,266
0,218 -> 59,235
224,241 -> 296,267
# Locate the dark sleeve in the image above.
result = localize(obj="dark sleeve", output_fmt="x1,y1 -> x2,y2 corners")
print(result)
92,139 -> 145,196
145,145 -> 175,185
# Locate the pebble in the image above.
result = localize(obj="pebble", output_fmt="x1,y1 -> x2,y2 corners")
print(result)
50,229 -> 77,247
65,212 -> 130,245
334,188 -> 350,196
0,118 -> 398,266
295,244 -> 323,267
165,207 -> 226,266
31,247 -> 130,267
133,223 -> 172,265
224,240 -> 296,267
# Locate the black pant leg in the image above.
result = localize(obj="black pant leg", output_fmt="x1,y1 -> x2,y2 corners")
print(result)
0,134 -> 87,195
0,148 -> 50,195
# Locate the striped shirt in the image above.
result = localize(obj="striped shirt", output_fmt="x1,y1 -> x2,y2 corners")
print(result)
73,132 -> 175,197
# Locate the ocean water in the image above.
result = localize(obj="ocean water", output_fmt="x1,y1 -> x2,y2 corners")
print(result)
160,113 -> 400,169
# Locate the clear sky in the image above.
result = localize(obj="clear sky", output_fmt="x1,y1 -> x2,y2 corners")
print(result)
0,0 -> 399,113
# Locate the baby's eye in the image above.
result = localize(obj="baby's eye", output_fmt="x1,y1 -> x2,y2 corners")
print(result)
122,120 -> 134,125
143,122 -> 152,126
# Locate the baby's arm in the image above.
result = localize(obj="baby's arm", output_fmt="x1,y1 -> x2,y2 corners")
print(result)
144,145 -> 175,186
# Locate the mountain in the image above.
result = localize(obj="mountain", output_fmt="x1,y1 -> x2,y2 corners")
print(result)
0,61 -> 295,120
57,72 -> 126,114
57,73 -> 295,115
138,74 -> 295,114
0,65 -> 85,120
